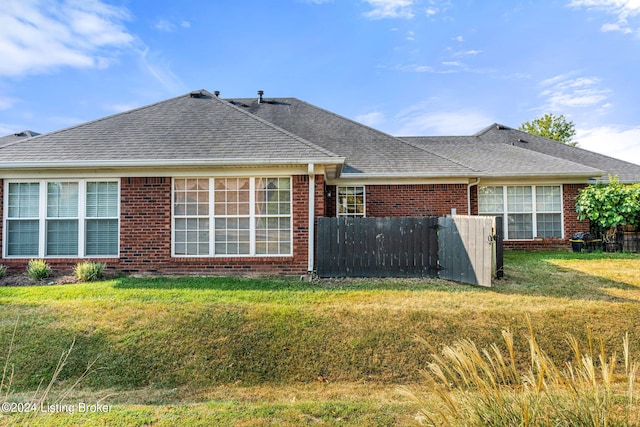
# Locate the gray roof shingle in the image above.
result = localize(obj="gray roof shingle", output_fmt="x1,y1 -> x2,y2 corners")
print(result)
473,124 -> 640,183
230,97 -> 478,177
401,134 -> 604,178
0,91 -> 343,170
0,130 -> 40,147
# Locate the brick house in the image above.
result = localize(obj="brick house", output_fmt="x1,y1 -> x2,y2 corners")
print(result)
1,89 -> 639,275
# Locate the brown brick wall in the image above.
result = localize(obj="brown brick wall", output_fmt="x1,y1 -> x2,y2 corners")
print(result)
0,176 -> 313,276
325,183 -> 468,217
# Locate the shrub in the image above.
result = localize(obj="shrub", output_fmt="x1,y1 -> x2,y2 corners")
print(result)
0,264 -> 7,278
576,176 -> 640,239
27,259 -> 51,280
74,261 -> 105,282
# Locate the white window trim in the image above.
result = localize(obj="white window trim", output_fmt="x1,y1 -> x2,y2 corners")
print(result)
171,177 -> 294,258
3,179 -> 120,258
479,185 -> 564,241
336,185 -> 366,217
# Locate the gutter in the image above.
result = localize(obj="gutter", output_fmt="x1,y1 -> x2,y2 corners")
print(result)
0,157 -> 345,169
468,178 -> 480,215
307,163 -> 315,274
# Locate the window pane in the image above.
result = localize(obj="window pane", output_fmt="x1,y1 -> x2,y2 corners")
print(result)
47,219 -> 78,256
174,218 -> 209,256
537,213 -> 562,238
255,216 -> 291,255
8,182 -> 39,218
7,220 -> 39,256
174,179 -> 208,218
86,219 -> 118,256
214,217 -> 250,255
256,178 -> 291,216
337,186 -> 365,217
47,182 -> 78,218
214,178 -> 250,217
478,186 -> 504,214
507,187 -> 532,213
86,182 -> 118,218
536,186 -> 561,212
508,214 -> 533,239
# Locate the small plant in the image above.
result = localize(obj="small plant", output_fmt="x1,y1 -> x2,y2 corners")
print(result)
27,259 -> 51,280
404,316 -> 639,426
0,264 -> 7,278
74,261 -> 105,282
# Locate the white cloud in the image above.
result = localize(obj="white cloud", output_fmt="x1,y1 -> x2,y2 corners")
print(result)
0,95 -> 19,110
155,19 -> 191,32
139,48 -> 187,94
538,73 -> 611,111
356,111 -> 386,127
155,19 -> 176,32
363,0 -> 415,19
568,0 -> 640,34
0,0 -> 133,77
395,108 -> 494,135
104,103 -> 140,114
577,125 -> 640,165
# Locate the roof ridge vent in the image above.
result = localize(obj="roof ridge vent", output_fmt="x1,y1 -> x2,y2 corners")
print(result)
190,91 -> 204,98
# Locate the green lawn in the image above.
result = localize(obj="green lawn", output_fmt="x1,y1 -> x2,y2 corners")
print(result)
1,250 -> 639,426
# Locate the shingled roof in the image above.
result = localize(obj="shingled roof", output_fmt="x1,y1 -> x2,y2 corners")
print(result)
0,90 -> 344,176
0,130 -> 40,147
230,97 -> 478,178
473,124 -> 640,183
401,134 -> 604,179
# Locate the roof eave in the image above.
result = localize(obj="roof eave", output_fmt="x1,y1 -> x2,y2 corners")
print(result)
0,158 -> 346,179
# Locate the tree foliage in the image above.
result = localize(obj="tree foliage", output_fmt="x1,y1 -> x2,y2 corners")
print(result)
575,177 -> 640,238
519,113 -> 578,146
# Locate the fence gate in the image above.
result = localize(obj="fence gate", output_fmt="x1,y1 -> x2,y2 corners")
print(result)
437,215 -> 495,287
316,216 -> 500,286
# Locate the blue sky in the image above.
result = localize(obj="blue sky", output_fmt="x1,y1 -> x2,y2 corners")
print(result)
1,0 -> 640,165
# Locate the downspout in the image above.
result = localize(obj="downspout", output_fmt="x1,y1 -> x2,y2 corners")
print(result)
307,164 -> 315,274
468,178 -> 480,215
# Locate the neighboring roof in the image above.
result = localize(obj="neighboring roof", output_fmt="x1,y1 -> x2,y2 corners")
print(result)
229,97 -> 478,178
0,130 -> 40,147
0,91 -> 344,175
401,135 -> 604,179
474,124 -> 640,183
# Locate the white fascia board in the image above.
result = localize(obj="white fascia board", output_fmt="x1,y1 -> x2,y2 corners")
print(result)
0,157 -> 345,169
327,174 -> 478,186
0,159 -> 344,179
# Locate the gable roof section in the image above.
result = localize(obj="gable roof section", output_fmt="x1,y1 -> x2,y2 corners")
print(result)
229,97 -> 478,178
0,91 -> 344,176
0,130 -> 40,147
475,124 -> 640,183
401,134 -> 604,179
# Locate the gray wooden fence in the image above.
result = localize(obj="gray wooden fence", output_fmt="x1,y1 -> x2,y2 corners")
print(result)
316,215 -> 501,287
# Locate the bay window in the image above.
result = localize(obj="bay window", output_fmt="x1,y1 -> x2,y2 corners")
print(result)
4,180 -> 119,257
172,177 -> 292,257
479,185 -> 563,240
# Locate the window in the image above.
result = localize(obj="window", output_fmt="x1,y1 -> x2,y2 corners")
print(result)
337,186 -> 365,217
4,180 -> 119,258
172,177 -> 292,257
479,185 -> 562,240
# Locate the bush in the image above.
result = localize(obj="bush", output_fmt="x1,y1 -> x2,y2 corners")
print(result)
27,259 -> 51,280
74,261 -> 105,282
0,264 -> 7,278
576,176 -> 640,239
